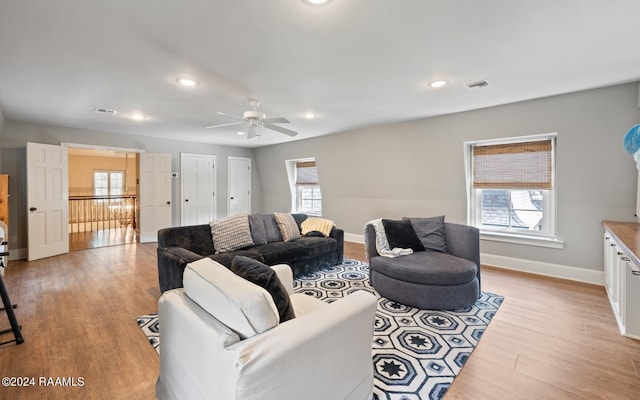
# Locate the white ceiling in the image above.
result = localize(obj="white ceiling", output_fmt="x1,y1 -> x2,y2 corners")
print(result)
1,1 -> 639,148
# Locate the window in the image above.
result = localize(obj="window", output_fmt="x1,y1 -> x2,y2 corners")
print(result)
465,134 -> 562,248
94,171 -> 124,196
286,159 -> 322,215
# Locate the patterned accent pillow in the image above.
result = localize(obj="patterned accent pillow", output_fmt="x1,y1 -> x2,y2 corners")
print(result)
301,217 -> 335,237
210,213 -> 254,253
274,212 -> 301,242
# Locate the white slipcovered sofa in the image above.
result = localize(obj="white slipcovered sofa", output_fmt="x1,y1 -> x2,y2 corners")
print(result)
156,257 -> 377,400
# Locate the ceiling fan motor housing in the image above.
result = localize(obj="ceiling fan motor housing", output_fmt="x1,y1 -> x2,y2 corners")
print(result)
243,110 -> 265,121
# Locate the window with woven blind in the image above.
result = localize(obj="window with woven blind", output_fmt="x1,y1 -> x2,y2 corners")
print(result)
465,134 -> 561,248
286,158 -> 322,215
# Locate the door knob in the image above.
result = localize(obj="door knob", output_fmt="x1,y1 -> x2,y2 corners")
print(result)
230,197 -> 234,200
166,201 -> 171,205
185,199 -> 189,202
30,207 -> 37,212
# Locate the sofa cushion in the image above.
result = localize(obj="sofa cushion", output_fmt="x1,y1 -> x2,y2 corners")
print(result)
301,217 -> 335,237
275,212 -> 302,241
183,258 -> 279,339
254,214 -> 284,243
230,256 -> 295,322
292,236 -> 337,258
210,213 -> 254,253
381,219 -> 425,252
408,216 -> 448,253
249,242 -> 307,265
370,251 -> 477,286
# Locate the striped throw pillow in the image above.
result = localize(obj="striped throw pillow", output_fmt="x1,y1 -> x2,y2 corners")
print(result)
210,213 -> 255,253
301,217 -> 335,237
274,213 -> 301,242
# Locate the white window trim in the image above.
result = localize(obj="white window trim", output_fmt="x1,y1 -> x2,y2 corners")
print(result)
285,157 -> 322,216
464,133 -> 564,249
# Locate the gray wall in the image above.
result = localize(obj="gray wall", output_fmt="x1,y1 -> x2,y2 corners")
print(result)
0,121 -> 259,251
255,83 -> 640,272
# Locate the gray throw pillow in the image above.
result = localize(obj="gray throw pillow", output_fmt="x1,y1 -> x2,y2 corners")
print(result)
408,216 -> 448,253
230,256 -> 296,322
248,214 -> 268,245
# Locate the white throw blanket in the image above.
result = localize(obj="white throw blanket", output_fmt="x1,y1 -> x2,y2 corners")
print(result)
364,219 -> 413,259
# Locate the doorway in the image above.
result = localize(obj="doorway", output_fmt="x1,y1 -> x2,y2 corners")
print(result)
67,148 -> 138,251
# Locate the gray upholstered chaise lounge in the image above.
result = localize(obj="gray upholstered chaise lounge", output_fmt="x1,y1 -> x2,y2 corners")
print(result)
364,218 -> 481,310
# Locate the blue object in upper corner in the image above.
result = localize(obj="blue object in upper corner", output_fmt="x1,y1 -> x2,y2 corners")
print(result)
623,124 -> 640,154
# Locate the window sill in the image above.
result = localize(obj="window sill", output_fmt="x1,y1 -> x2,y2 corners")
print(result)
480,231 -> 564,249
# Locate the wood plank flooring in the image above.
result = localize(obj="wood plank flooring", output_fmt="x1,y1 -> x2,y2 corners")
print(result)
0,242 -> 636,399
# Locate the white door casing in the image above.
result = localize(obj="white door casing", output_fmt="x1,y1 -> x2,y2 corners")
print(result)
139,153 -> 172,243
181,153 -> 216,225
27,142 -> 69,260
228,157 -> 251,216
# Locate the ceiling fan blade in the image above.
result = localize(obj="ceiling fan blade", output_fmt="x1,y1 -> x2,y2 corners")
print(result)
247,124 -> 258,139
217,111 -> 245,121
206,121 -> 244,129
263,123 -> 298,137
261,117 -> 290,124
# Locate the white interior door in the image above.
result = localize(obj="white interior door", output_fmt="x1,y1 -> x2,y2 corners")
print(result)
27,142 -> 69,260
181,153 -> 216,225
139,153 -> 172,243
228,157 -> 251,216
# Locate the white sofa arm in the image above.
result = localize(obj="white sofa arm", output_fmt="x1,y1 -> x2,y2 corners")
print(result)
233,290 -> 377,400
270,263 -> 294,294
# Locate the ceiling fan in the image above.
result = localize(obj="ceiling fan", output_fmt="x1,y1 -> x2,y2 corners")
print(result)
206,99 -> 298,139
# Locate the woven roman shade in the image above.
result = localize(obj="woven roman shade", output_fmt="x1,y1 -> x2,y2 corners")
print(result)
472,139 -> 553,189
295,161 -> 318,184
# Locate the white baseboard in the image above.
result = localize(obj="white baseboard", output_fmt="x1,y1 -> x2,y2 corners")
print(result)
343,233 -> 604,286
345,233 -> 365,244
480,253 -> 604,286
8,247 -> 27,261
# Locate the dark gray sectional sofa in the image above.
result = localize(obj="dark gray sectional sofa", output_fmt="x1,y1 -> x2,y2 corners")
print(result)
157,213 -> 344,293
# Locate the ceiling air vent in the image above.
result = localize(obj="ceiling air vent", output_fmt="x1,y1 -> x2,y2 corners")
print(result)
466,80 -> 490,89
95,107 -> 117,115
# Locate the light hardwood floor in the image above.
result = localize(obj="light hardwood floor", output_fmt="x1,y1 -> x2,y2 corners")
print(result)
0,242 -> 637,399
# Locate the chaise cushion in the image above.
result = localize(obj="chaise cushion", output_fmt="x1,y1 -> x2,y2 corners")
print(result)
183,258 -> 279,339
370,251 -> 477,286
293,236 -> 337,258
249,242 -> 307,265
230,256 -> 295,322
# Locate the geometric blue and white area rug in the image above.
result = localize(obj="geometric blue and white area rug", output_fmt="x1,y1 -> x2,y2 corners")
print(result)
136,259 -> 504,400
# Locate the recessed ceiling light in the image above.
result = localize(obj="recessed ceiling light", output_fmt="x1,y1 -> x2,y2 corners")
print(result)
237,131 -> 244,135
303,0 -> 331,5
304,112 -> 317,119
130,113 -> 146,121
177,78 -> 198,87
429,80 -> 448,88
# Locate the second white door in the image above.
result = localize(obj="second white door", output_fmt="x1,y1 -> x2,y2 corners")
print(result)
228,157 -> 251,216
181,153 -> 216,225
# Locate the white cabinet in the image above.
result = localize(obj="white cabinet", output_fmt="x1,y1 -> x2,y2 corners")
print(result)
603,230 -> 640,340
